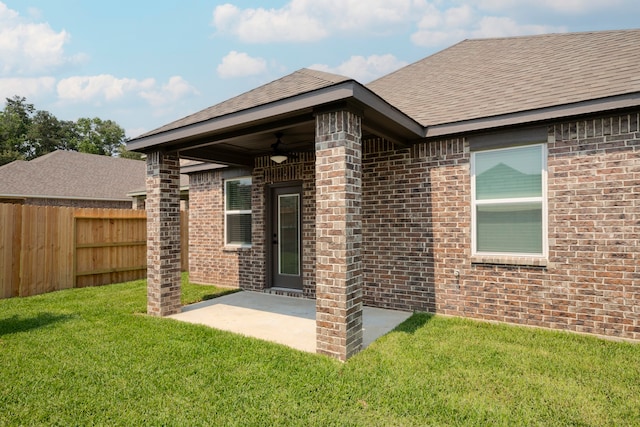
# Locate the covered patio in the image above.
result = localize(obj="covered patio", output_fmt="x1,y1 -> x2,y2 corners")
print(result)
168,291 -> 413,353
128,69 -> 423,361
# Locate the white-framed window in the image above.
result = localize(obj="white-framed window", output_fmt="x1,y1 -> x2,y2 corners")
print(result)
224,177 -> 252,247
471,143 -> 547,257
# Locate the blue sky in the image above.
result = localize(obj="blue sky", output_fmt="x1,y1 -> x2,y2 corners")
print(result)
1,1 -> 638,139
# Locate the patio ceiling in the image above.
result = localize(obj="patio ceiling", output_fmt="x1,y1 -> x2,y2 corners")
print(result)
127,80 -> 424,167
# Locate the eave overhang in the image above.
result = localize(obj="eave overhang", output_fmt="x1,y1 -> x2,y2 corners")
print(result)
127,185 -> 190,198
127,81 -> 424,165
128,83 -> 640,166
424,92 -> 640,139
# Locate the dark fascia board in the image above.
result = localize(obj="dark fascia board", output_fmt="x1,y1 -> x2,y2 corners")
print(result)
127,81 -> 424,152
351,83 -> 424,138
179,162 -> 227,175
127,186 -> 190,198
425,92 -> 640,138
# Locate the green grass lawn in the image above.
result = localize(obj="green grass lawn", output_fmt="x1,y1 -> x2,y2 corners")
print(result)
1,276 -> 638,426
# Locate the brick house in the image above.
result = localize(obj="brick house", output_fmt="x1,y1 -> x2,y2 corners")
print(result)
0,150 -> 145,209
128,30 -> 639,360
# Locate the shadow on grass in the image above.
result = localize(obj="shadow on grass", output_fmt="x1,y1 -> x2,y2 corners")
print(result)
0,313 -> 73,337
199,288 -> 241,302
393,312 -> 434,334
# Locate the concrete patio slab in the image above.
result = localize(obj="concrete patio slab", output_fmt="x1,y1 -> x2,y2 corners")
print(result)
168,291 -> 413,353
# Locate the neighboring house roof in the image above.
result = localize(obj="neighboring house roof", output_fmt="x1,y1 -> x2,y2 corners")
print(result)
138,68 -> 352,139
0,150 -> 146,202
367,29 -> 640,130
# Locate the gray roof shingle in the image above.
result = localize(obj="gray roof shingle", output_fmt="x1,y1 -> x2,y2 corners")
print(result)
0,150 -> 146,201
367,29 -> 640,127
133,29 -> 640,143
139,68 -> 351,138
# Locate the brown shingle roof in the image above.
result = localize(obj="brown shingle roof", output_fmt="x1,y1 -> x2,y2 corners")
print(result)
132,29 -> 640,147
0,150 -> 146,201
139,68 -> 351,138
367,29 -> 640,127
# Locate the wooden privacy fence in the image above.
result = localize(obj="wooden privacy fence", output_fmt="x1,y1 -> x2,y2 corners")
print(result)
0,204 -> 188,299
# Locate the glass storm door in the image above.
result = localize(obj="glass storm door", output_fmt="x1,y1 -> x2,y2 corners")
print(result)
271,186 -> 302,289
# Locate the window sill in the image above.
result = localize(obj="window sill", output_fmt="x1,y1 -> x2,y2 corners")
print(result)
471,255 -> 548,267
223,245 -> 252,252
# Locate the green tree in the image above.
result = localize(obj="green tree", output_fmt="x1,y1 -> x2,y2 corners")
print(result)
25,110 -> 65,159
0,96 -> 129,164
0,96 -> 35,165
73,117 -> 126,156
118,144 -> 144,160
57,120 -> 81,152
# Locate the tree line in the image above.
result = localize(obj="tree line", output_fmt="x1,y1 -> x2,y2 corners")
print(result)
0,96 -> 142,166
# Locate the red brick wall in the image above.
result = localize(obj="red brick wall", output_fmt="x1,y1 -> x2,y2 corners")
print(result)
362,111 -> 639,341
187,110 -> 639,341
187,170 -> 260,288
188,155 -> 316,292
544,113 -> 639,339
427,111 -> 639,341
362,138 -> 438,311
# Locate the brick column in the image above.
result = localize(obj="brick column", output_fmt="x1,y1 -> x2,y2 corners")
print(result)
146,150 -> 181,316
315,108 -> 363,360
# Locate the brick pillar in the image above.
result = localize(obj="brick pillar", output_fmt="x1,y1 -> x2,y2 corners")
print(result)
146,150 -> 181,316
315,108 -> 363,360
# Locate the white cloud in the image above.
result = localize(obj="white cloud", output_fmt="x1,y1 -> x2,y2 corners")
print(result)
55,74 -> 200,132
217,51 -> 268,79
472,16 -> 561,39
303,0 -> 421,32
310,54 -> 408,83
212,0 -> 429,43
57,75 -> 155,103
213,3 -> 326,43
211,0 -> 580,49
139,76 -> 199,107
0,2 -> 79,76
478,0 -> 628,14
0,1 -> 18,22
411,3 -> 564,47
57,74 -> 199,110
0,77 -> 56,100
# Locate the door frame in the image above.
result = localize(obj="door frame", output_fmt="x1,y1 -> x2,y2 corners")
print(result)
266,181 -> 303,290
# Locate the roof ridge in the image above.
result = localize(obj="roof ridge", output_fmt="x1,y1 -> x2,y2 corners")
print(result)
30,150 -> 59,163
367,38 -> 467,87
367,28 -> 640,127
0,159 -> 27,171
31,149 -> 143,163
462,28 -> 639,43
298,67 -> 353,84
134,68 -> 353,140
370,29 -> 640,89
136,71 -> 314,138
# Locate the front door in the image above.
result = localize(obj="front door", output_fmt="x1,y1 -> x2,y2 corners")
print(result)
270,185 -> 302,290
